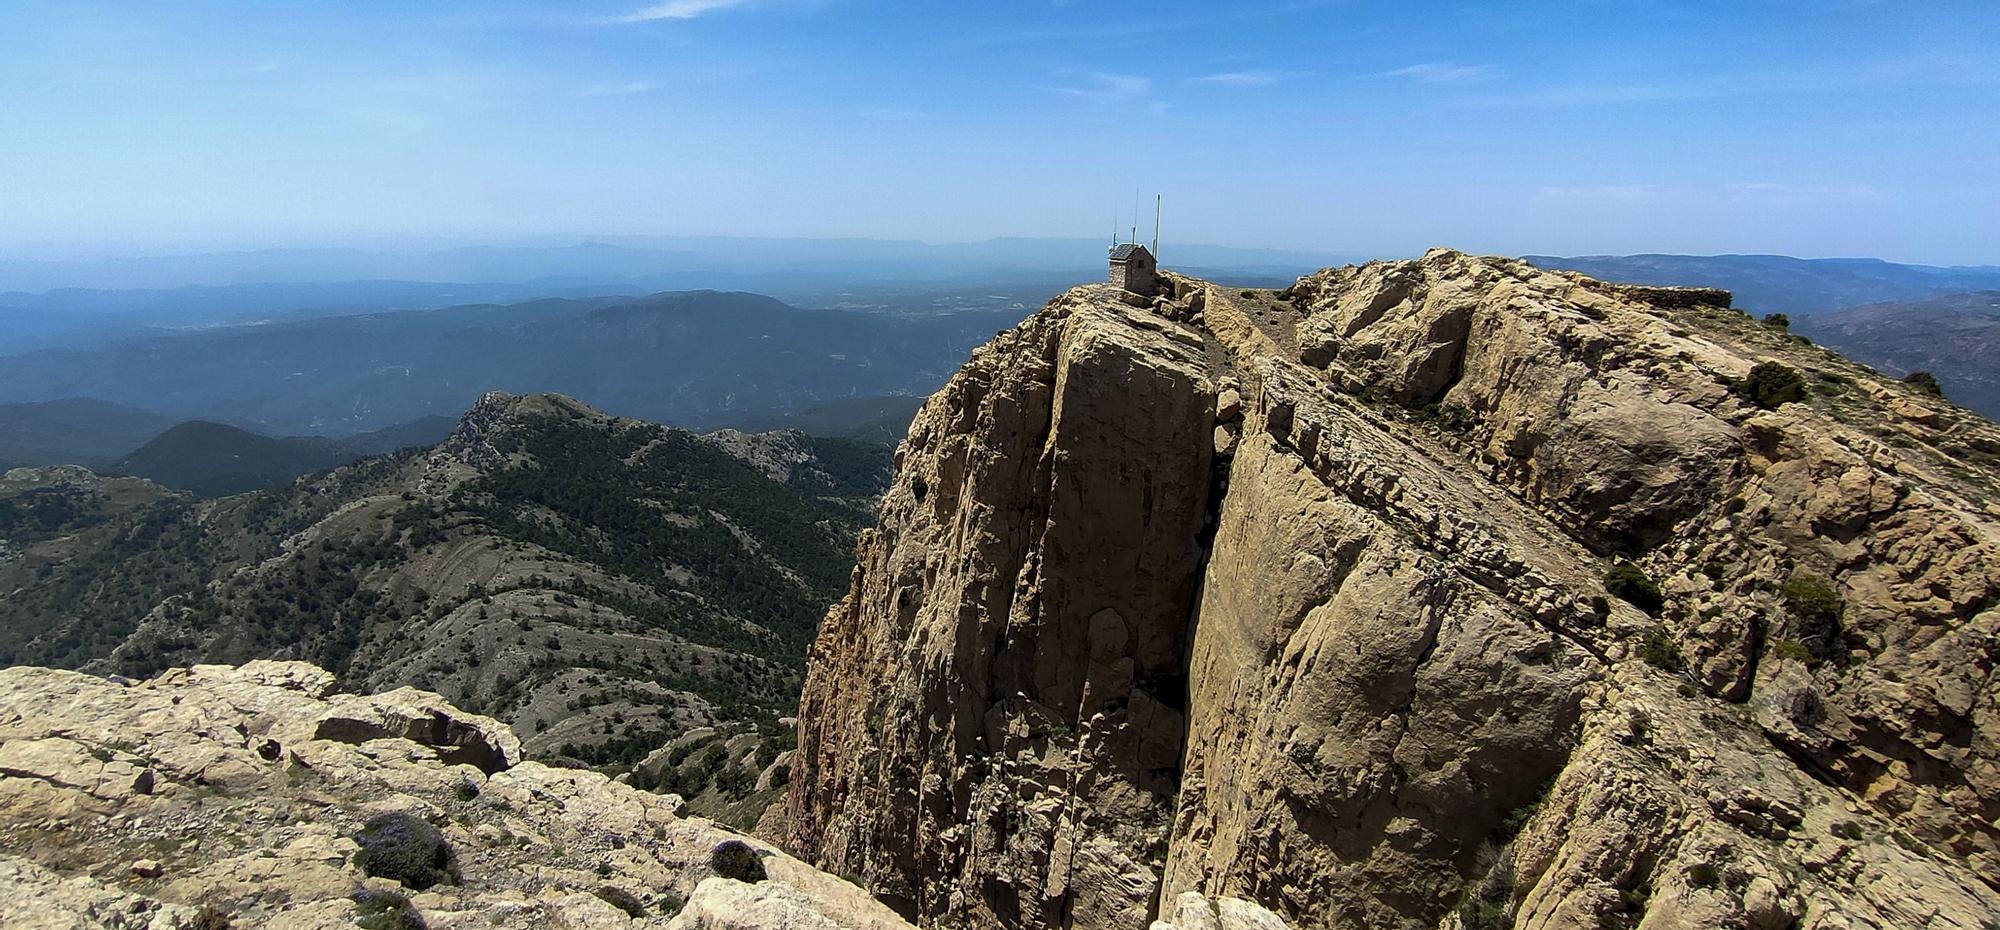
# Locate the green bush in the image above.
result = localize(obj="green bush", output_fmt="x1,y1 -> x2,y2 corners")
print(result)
1736,362 -> 1807,409
1637,626 -> 1682,672
1768,637 -> 1814,664
1604,563 -> 1664,616
1781,574 -> 1843,660
657,890 -> 687,917
1902,370 -> 1944,397
1458,897 -> 1510,930
353,812 -> 456,891
1761,312 -> 1790,329
709,839 -> 768,883
1688,862 -> 1721,888
352,889 -> 427,930
1455,854 -> 1517,930
1419,402 -> 1479,435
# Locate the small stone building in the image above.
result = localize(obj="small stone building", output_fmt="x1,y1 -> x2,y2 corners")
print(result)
1109,243 -> 1157,297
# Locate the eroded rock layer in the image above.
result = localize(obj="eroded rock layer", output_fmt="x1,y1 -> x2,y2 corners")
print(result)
787,251 -> 2000,930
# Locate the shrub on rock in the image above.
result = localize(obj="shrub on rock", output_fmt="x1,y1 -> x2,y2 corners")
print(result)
1604,562 -> 1664,616
709,839 -> 768,883
1636,625 -> 1683,672
353,812 -> 456,890
1781,573 -> 1844,660
1902,370 -> 1944,397
1736,362 -> 1807,409
353,889 -> 427,930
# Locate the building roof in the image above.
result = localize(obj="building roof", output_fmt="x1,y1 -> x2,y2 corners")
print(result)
1109,243 -> 1153,262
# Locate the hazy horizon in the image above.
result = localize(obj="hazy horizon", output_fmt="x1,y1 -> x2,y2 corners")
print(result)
3,2 -> 1997,267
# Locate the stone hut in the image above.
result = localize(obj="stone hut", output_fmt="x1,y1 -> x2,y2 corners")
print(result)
1109,243 -> 1157,297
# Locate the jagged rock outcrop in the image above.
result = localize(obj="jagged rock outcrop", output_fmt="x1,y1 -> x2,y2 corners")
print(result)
0,660 -> 913,930
787,251 -> 2000,929
788,287 -> 1217,926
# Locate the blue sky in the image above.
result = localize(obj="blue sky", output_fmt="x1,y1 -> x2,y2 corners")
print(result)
1,1 -> 1995,264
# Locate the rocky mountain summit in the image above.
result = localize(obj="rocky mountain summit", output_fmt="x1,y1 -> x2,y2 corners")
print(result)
784,250 -> 2000,929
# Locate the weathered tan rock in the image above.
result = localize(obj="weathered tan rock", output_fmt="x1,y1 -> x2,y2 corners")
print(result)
668,877 -> 846,929
1148,892 -> 1292,930
0,856 -> 196,930
787,252 -> 2000,929
787,285 -> 1217,926
0,661 -> 912,930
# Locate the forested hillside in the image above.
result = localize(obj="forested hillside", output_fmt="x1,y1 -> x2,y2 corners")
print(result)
0,392 -> 890,826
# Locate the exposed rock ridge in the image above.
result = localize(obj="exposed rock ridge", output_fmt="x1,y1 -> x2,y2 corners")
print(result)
0,659 -> 914,929
787,250 -> 2000,930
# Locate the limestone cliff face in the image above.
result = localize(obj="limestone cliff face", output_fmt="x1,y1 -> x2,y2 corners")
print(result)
787,251 -> 2000,930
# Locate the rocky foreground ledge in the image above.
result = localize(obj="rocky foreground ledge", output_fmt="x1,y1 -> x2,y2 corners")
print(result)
0,660 -> 1280,930
0,661 -> 912,929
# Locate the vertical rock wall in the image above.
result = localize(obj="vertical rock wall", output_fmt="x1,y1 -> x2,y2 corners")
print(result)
787,287 -> 1215,927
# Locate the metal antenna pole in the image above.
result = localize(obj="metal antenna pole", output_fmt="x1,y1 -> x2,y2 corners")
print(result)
1152,193 -> 1161,261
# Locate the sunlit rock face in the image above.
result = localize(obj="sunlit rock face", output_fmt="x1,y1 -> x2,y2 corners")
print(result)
787,252 -> 2000,929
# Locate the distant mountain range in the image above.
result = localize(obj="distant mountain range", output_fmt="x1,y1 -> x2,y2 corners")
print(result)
1794,291 -> 2000,419
0,237 -> 1348,294
0,392 -> 889,826
113,416 -> 456,497
0,398 -> 455,496
1526,253 -> 2000,315
0,398 -> 178,468
730,395 -> 929,446
0,289 -> 1022,436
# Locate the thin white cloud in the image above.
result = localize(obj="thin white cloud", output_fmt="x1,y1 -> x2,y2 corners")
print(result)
1025,70 -> 1153,102
581,80 -> 657,96
1197,71 -> 1281,87
615,0 -> 752,23
1378,62 -> 1495,84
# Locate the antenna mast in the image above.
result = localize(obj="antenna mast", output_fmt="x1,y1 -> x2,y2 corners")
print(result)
1152,193 -> 1161,261
1131,187 -> 1140,245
